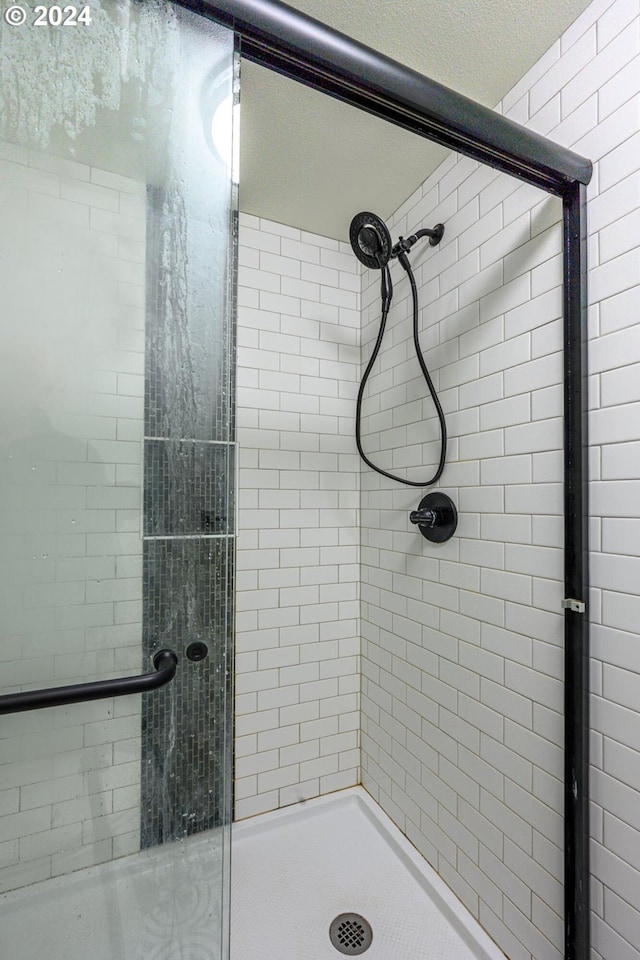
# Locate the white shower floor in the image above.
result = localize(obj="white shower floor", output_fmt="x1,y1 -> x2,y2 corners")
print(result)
230,787 -> 505,960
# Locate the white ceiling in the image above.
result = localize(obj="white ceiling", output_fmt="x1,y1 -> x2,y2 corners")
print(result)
238,0 -> 593,241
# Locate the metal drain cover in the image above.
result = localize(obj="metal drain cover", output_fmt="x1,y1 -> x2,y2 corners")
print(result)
329,913 -> 373,955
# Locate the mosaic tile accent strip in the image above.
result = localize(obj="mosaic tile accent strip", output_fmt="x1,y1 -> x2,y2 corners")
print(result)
143,439 -> 234,537
145,185 -> 234,443
141,118 -> 237,848
141,537 -> 234,847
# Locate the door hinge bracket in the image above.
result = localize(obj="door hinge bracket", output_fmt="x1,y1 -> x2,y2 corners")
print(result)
561,598 -> 585,614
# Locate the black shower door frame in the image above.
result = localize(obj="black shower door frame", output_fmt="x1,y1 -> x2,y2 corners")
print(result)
175,2 -> 592,957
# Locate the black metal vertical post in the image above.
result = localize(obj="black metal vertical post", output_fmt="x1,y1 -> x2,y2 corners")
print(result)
563,181 -> 590,960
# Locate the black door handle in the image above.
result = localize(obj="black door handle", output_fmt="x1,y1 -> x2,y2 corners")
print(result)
0,649 -> 178,715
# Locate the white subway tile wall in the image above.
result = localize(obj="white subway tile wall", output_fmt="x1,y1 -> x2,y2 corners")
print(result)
0,144 -> 145,891
236,1 -> 640,958
358,1 -> 640,959
235,216 -> 361,818
361,149 -> 567,960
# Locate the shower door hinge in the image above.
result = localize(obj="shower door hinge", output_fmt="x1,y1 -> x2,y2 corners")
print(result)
561,598 -> 585,613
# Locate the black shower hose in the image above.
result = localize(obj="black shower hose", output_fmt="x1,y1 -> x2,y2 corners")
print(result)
355,251 -> 447,487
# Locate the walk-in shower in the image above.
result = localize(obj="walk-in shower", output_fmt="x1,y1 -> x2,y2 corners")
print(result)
0,0 -> 592,958
186,3 -> 592,958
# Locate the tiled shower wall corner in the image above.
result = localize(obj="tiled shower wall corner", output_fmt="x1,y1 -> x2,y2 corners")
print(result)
361,157 -> 565,958
359,0 -> 640,958
234,215 -> 361,818
0,143 -> 145,891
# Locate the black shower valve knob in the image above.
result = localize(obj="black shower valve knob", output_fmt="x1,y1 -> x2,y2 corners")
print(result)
410,492 -> 457,543
409,506 -> 439,526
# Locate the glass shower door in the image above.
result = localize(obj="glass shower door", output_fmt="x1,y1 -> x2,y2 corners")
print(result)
0,2 -> 236,957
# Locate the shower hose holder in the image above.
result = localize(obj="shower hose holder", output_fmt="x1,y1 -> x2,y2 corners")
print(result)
410,491 -> 458,543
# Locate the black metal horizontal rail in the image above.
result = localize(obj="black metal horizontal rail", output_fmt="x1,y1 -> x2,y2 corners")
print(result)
181,0 -> 593,195
0,649 -> 178,715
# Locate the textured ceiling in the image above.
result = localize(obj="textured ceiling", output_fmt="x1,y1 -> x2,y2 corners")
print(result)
239,0 -> 593,240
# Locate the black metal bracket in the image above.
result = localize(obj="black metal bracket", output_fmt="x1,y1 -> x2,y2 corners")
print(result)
0,649 -> 178,715
392,224 -> 444,257
410,492 -> 457,542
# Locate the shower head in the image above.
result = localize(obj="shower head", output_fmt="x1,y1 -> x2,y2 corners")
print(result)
349,212 -> 392,269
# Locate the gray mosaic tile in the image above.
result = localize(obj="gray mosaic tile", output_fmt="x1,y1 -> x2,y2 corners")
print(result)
143,439 -> 234,537
144,186 -> 234,443
141,537 -> 234,846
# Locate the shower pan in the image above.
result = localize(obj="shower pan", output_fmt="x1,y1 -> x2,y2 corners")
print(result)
0,0 -> 592,959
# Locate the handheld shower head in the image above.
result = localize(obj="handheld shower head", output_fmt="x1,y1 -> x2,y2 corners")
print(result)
349,211 -> 392,269
350,209 -> 448,489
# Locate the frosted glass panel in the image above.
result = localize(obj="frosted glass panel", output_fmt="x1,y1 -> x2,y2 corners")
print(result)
0,3 -> 236,958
